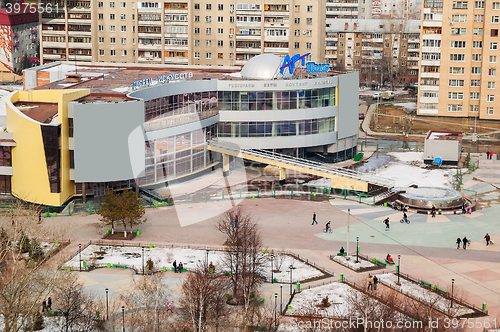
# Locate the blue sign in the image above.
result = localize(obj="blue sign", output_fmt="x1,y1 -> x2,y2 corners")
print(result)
132,78 -> 153,90
306,62 -> 330,74
132,72 -> 193,90
280,53 -> 311,75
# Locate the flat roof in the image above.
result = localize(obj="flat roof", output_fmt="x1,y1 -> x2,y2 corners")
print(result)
13,101 -> 58,124
426,130 -> 463,141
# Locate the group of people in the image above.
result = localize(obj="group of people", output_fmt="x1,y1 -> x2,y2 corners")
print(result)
456,236 -> 469,249
486,151 -> 494,160
172,260 -> 184,273
367,275 -> 379,291
41,297 -> 52,313
391,202 -> 407,212
313,213 -> 332,233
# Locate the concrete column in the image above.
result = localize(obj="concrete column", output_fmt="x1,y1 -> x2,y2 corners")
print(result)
279,167 -> 286,185
82,182 -> 86,204
223,153 -> 230,177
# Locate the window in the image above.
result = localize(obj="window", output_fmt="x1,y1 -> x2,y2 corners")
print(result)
471,79 -> 481,86
120,2 -> 125,8
99,49 -> 104,55
194,40 -> 200,46
489,81 -> 496,88
306,42 -> 312,49
421,91 -> 438,97
230,17 -> 234,23
450,54 -> 465,61
194,52 -> 200,58
110,14 -> 115,20
492,43 -> 498,50
110,25 -> 115,32
218,28 -> 223,34
493,16 -> 500,23
206,16 -> 211,23
110,1 -> 115,8
488,107 -> 494,114
121,26 -> 126,32
492,29 -> 499,37
295,30 -> 300,36
452,14 -> 467,22
474,15 -> 484,22
306,18 -> 312,24
206,4 -> 211,10
450,41 -> 466,48
495,2 -> 500,9
98,1 -> 103,7
218,3 -> 223,10
451,28 -> 466,35
229,41 -> 234,47
217,40 -> 223,47
132,14 -> 135,20
448,92 -> 464,99
294,18 -> 300,24
470,105 -> 479,112
307,5 -> 313,12
339,51 -> 344,55
206,52 -> 211,59
470,92 -> 480,99
110,50 -> 116,56
121,38 -> 126,44
476,1 -> 485,8
99,37 -> 104,43
294,42 -> 299,48
194,28 -> 200,34
194,16 -> 199,22
306,30 -> 312,37
218,16 -> 223,23
121,50 -> 127,56
471,67 -> 481,74
110,37 -> 116,44
230,53 -> 234,59
448,105 -> 463,112
474,28 -> 483,35
194,3 -> 199,9
452,1 -> 468,8
401,52 -> 406,57
99,25 -> 104,31
98,13 -> 103,19
206,28 -> 211,34
218,53 -> 223,59
490,68 -> 497,76
449,67 -> 465,74
472,54 -> 482,61
121,14 -> 126,20
488,95 -> 495,102
449,79 -> 464,86
206,40 -> 211,46
491,55 -> 498,62
295,5 -> 300,12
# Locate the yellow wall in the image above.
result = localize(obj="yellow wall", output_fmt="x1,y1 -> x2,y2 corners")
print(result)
6,89 -> 90,206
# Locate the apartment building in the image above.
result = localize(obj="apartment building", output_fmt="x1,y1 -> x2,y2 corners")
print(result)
418,0 -> 500,120
325,19 -> 420,82
40,0 -> 326,66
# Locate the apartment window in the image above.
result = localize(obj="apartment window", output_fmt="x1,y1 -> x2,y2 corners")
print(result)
194,40 -> 200,46
448,92 -> 464,99
206,4 -> 211,10
474,15 -> 484,22
110,26 -> 115,32
489,81 -> 496,88
218,16 -> 223,23
133,50 -> 135,56
474,28 -> 483,35
218,53 -> 223,59
452,1 -> 468,8
470,92 -> 480,99
110,14 -> 115,20
195,3 -> 199,9
449,67 -> 465,74
217,40 -> 223,47
121,14 -> 126,20
488,95 -> 495,102
206,40 -> 212,46
491,55 -> 497,63
206,28 -> 211,34
229,40 -> 234,47
294,18 -> 300,24
473,41 -> 483,48
110,50 -> 116,56
451,28 -> 466,35
356,60 -> 360,64
195,52 -> 200,58
194,16 -> 200,22
110,1 -> 115,8
490,68 -> 497,76
450,41 -> 466,48
99,25 -> 104,31
472,54 -> 482,61
449,79 -> 464,86
295,5 -> 300,12
306,42 -> 312,49
120,2 -> 125,8
356,51 -> 360,56
206,16 -> 211,23
99,49 -> 104,55
471,67 -> 481,74
306,18 -> 312,25
492,29 -> 499,37
470,105 -> 479,112
218,3 -> 223,10
295,30 -> 300,36
98,13 -> 103,19
110,37 -> 116,44
340,33 -> 344,38
450,54 -> 465,61
230,17 -> 234,23
229,53 -> 234,59
132,14 -> 135,20
494,2 -> 500,9
448,105 -> 463,112
452,14 -> 467,22
307,5 -> 313,12
206,52 -> 212,59
306,30 -> 312,37
194,28 -> 200,34
339,51 -> 344,55
475,1 -> 485,8
294,42 -> 300,48
493,16 -> 500,23
218,28 -> 223,34
98,1 -> 103,7
401,52 -> 406,57
491,42 -> 498,50
471,79 -> 481,86
121,50 -> 127,56
121,38 -> 126,44
121,26 -> 126,32
488,107 -> 494,114
99,37 -> 104,43
422,91 -> 438,97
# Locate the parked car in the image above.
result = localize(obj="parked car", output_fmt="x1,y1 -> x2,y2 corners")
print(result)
359,113 -> 365,119
372,92 -> 382,100
382,91 -> 395,100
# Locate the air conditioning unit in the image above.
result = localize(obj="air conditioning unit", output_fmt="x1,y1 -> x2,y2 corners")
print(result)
230,9 -> 234,13
302,30 -> 307,34
229,33 -> 234,37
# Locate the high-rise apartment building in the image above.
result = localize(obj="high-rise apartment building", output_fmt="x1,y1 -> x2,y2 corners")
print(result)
40,0 -> 326,66
418,0 -> 500,120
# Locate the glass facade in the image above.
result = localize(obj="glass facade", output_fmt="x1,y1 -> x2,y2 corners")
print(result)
0,175 -> 11,194
218,88 -> 336,111
41,125 -> 61,193
218,117 -> 335,137
0,146 -> 12,166
75,180 -> 135,196
144,91 -> 218,122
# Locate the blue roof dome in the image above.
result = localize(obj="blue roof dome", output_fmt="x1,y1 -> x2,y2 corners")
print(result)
240,54 -> 292,80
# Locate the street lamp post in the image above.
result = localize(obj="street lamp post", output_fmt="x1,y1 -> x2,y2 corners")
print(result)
397,255 -> 401,284
280,284 -> 283,314
206,249 -> 209,266
271,254 -> 274,283
356,236 -> 359,263
451,279 -> 455,308
289,265 -> 293,296
122,306 -> 125,332
105,288 -> 109,321
142,247 -> 145,275
274,293 -> 278,326
346,209 -> 350,260
79,243 -> 82,272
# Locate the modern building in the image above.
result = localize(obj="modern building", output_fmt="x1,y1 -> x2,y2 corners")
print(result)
418,0 -> 500,120
11,56 -> 359,205
0,1 -> 39,76
325,19 -> 420,82
39,0 -> 326,67
423,130 -> 463,166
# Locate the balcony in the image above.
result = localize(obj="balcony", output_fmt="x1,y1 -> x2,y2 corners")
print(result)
138,43 -> 162,51
31,29 -> 37,34
31,38 -> 38,43
325,54 -> 337,59
263,35 -> 288,42
408,38 -> 420,43
263,11 -> 289,16
237,21 -> 264,27
138,32 -> 162,38
12,32 -> 18,37
420,72 -> 440,78
325,46 -> 337,50
236,47 -> 261,52
42,18 -> 66,24
423,21 -> 442,27
43,53 -> 66,60
408,56 -> 419,61
42,42 -> 66,48
68,42 -> 91,49
325,37 -> 338,41
71,54 -> 92,61
68,30 -> 91,36
263,47 -> 288,53
68,18 -> 91,25
163,8 -> 187,14
235,59 -> 248,65
236,35 -> 262,40
163,57 -> 188,64
138,20 -> 162,26
138,57 -> 162,63
421,60 -> 440,66
67,6 -> 91,12
12,41 -> 19,46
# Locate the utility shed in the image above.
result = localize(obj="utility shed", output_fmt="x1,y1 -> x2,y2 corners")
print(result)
424,131 -> 463,166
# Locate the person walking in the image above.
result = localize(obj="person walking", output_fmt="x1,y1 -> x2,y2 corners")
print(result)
462,236 -> 468,250
431,206 -> 436,218
487,151 -> 490,160
373,275 -> 378,290
47,297 -> 52,311
485,233 -> 491,246
312,212 -> 317,225
490,151 -> 494,160
456,237 -> 461,249
42,300 -> 47,313
166,302 -> 173,313
367,276 -> 374,291
178,262 -> 183,273
173,260 -> 177,273
383,217 -> 390,231
38,212 -> 42,223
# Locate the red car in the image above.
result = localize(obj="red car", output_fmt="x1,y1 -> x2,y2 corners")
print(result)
359,113 -> 365,119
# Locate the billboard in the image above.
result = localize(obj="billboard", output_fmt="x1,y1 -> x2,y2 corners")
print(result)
0,25 -> 13,72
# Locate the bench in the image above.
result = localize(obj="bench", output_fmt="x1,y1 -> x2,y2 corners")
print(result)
376,260 -> 387,267
433,286 -> 447,296
113,264 -> 127,269
171,267 -> 187,272
337,252 -> 347,256
420,280 -> 432,288
385,259 -> 394,266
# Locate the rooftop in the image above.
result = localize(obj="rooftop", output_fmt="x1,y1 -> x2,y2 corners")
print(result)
13,101 -> 58,124
426,131 -> 463,141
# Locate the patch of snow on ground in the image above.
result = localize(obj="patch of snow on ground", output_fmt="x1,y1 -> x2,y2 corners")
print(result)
394,102 -> 417,108
112,87 -> 129,93
388,152 -> 423,163
373,164 -> 455,188
332,255 -> 378,271
377,273 -> 475,318
64,245 -> 324,283
0,89 -> 11,116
